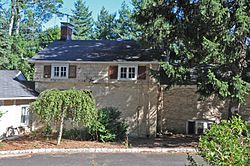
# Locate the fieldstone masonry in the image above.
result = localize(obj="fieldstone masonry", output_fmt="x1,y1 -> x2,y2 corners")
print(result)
34,63 -> 159,137
160,86 -> 250,134
33,63 -> 250,137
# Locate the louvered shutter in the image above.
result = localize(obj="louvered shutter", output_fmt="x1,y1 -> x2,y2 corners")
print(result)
69,65 -> 77,78
138,66 -> 147,80
44,65 -> 51,78
108,66 -> 118,79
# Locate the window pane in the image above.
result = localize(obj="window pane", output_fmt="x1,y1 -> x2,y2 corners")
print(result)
61,67 -> 67,77
21,107 -> 29,125
120,67 -> 127,78
54,67 -> 59,77
128,67 -> 135,78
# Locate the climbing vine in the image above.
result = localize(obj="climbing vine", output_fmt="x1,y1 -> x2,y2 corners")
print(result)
30,89 -> 97,145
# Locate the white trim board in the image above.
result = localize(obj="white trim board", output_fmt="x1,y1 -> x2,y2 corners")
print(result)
0,97 -> 37,100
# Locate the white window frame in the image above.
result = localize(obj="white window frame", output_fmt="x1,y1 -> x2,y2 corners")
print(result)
20,106 -> 29,126
186,120 -> 214,135
51,64 -> 69,79
118,64 -> 138,80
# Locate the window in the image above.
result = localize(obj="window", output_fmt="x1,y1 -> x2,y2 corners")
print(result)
187,120 -> 214,135
118,65 -> 138,80
21,107 -> 29,125
52,64 -> 68,79
128,67 -> 136,78
120,67 -> 127,79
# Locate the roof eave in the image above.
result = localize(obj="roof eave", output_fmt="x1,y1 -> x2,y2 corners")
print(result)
28,59 -> 160,64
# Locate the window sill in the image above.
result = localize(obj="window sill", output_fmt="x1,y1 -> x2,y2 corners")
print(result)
51,77 -> 69,80
117,79 -> 137,81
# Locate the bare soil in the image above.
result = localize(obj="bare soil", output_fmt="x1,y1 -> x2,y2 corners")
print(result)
0,134 -> 125,151
0,134 -> 198,151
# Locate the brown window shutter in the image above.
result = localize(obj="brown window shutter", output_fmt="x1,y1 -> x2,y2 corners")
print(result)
69,65 -> 77,78
108,66 -> 118,79
138,66 -> 147,80
44,65 -> 51,78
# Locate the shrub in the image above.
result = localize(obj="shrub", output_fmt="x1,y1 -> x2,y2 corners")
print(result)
95,107 -> 128,142
42,125 -> 52,136
62,128 -> 91,141
198,116 -> 250,166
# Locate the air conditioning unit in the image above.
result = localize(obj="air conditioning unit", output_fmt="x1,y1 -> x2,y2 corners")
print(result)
186,120 -> 214,135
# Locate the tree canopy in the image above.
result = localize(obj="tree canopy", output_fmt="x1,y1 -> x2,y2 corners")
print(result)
31,89 -> 97,145
8,0 -> 63,36
70,0 -> 93,39
116,1 -> 139,40
93,7 -> 118,40
0,0 -> 63,79
134,0 -> 250,117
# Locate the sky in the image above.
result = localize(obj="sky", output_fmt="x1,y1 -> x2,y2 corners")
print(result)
43,0 -> 132,30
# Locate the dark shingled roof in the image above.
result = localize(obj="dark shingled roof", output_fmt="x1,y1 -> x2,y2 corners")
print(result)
0,70 -> 38,99
31,40 -> 160,62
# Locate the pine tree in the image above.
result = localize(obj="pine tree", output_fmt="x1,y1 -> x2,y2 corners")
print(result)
0,30 -> 13,69
70,0 -> 93,40
134,0 -> 250,118
94,7 -> 118,40
116,1 -> 139,40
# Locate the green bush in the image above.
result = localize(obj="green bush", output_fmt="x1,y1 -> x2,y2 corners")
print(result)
198,116 -> 250,166
42,125 -> 52,136
95,107 -> 128,142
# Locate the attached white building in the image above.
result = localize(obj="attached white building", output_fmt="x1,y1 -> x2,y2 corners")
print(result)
0,70 -> 38,137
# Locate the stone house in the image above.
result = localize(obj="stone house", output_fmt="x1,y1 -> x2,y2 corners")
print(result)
29,23 -> 250,137
0,70 -> 38,137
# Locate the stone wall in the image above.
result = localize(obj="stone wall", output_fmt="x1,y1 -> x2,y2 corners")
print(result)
160,86 -> 250,134
34,63 -> 160,137
34,62 -> 250,136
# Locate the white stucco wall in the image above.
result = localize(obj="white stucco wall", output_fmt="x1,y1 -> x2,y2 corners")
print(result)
0,104 -> 29,136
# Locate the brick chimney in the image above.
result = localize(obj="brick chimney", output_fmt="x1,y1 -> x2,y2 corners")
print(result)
61,22 -> 73,40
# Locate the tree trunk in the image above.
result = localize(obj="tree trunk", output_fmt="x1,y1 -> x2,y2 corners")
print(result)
15,0 -> 20,35
57,109 -> 65,145
228,99 -> 241,119
9,0 -> 15,36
